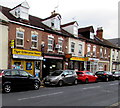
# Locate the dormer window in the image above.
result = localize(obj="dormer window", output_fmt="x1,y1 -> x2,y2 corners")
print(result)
74,25 -> 78,36
51,18 -> 55,28
42,12 -> 61,31
90,32 -> 94,39
9,1 -> 30,20
61,21 -> 78,37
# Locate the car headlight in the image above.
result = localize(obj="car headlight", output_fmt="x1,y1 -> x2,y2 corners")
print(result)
114,75 -> 118,77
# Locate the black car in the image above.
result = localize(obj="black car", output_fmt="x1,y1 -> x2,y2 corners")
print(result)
112,71 -> 120,80
0,69 -> 41,93
95,71 -> 115,82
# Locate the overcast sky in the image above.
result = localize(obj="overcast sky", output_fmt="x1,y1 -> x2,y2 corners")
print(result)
0,0 -> 119,39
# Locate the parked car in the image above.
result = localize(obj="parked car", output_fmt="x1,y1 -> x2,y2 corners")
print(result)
0,69 -> 41,93
43,70 -> 78,86
95,71 -> 115,82
76,71 -> 98,83
112,71 -> 120,80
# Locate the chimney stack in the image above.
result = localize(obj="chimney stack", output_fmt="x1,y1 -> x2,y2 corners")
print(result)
96,27 -> 103,39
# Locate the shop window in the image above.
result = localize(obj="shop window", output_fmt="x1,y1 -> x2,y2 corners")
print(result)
48,36 -> 54,51
78,44 -> 82,55
16,31 -> 24,47
31,34 -> 38,49
71,42 -> 75,53
26,62 -> 32,70
12,62 -> 23,70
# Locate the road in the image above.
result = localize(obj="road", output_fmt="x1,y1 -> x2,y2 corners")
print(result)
2,80 -> 120,108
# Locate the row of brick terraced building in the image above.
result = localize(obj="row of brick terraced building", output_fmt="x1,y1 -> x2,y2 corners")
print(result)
0,1 -> 120,78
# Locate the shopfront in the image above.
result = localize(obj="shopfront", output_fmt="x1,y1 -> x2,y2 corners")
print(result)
12,48 -> 43,76
42,54 -> 64,78
86,58 -> 99,73
69,56 -> 88,71
98,60 -> 109,71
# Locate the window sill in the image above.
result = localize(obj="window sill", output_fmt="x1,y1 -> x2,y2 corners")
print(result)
47,49 -> 53,52
31,47 -> 38,49
16,45 -> 24,48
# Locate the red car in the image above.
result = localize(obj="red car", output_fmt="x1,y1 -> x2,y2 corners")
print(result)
76,71 -> 98,83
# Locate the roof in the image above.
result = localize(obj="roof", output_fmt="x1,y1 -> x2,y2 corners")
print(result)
107,38 -> 120,47
61,21 -> 78,27
78,26 -> 94,33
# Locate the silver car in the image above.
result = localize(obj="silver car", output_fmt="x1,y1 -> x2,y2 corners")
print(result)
43,70 -> 78,86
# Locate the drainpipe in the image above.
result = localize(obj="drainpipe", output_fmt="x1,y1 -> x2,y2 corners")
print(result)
109,48 -> 113,72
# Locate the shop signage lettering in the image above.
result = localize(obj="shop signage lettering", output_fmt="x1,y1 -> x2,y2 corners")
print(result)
70,57 -> 89,61
12,48 -> 42,57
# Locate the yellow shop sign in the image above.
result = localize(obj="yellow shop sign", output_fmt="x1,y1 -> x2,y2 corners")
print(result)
12,49 -> 42,57
70,57 -> 89,61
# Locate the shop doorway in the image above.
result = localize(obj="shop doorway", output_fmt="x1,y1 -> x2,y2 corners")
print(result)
42,59 -> 63,78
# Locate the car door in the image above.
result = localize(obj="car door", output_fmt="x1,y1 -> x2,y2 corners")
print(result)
86,72 -> 92,82
19,70 -> 30,88
68,71 -> 76,83
10,70 -> 21,88
89,72 -> 96,82
62,71 -> 71,84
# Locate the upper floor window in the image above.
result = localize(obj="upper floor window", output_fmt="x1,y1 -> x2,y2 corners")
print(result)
16,31 -> 24,47
51,18 -> 55,28
112,50 -> 115,60
93,46 -> 96,57
58,38 -> 63,52
71,42 -> 75,53
100,48 -> 103,58
116,51 -> 119,60
87,44 -> 91,57
31,34 -> 38,49
78,44 -> 82,55
48,35 -> 54,51
104,48 -> 107,55
74,26 -> 78,36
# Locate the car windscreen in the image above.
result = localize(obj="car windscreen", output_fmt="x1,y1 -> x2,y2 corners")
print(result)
113,71 -> 120,74
50,70 -> 63,76
96,71 -> 104,74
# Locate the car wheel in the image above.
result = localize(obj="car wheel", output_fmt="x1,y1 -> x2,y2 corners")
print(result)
106,77 -> 109,82
112,77 -> 115,81
85,79 -> 89,84
34,82 -> 39,90
74,79 -> 78,85
58,80 -> 63,87
3,84 -> 11,93
118,77 -> 120,80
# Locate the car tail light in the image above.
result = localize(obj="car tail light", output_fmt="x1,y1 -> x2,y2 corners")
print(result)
103,73 -> 107,75
0,71 -> 4,77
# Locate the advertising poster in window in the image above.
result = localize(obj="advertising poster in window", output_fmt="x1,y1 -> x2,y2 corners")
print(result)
26,62 -> 32,70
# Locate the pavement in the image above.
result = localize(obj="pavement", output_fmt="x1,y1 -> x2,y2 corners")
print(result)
1,80 -> 120,107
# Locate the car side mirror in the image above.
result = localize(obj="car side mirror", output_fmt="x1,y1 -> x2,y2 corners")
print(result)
61,74 -> 66,77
